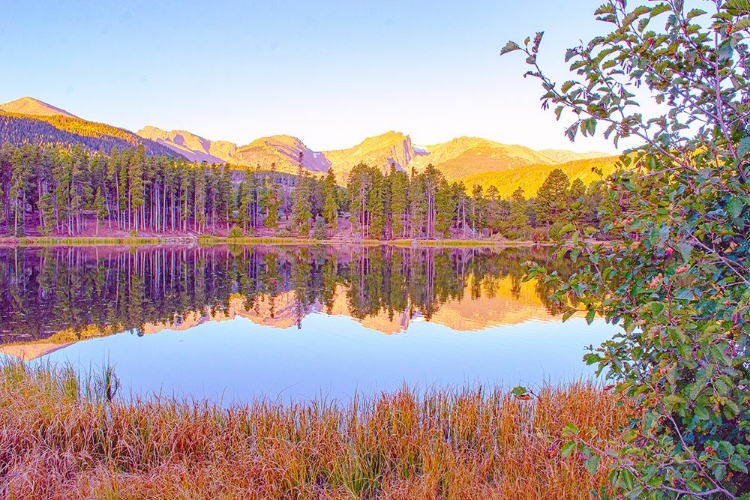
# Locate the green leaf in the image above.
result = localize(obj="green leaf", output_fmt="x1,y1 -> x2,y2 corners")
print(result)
585,454 -> 600,475
620,469 -> 635,490
561,440 -> 576,457
649,302 -> 665,315
500,41 -> 520,56
511,386 -> 527,397
584,353 -> 601,365
738,137 -> 750,158
586,308 -> 596,325
594,3 -> 616,15
676,242 -> 692,261
694,404 -> 709,420
565,423 -> 581,435
727,197 -> 744,218
631,6 -> 650,18
649,3 -> 671,17
730,455 -> 749,474
718,40 -> 734,61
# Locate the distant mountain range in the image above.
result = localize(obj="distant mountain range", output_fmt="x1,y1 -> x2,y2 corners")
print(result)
0,96 -> 617,191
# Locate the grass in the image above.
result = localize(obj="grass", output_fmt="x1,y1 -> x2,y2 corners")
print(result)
388,239 -> 540,248
0,235 -> 543,248
0,236 -> 170,246
0,360 -> 631,499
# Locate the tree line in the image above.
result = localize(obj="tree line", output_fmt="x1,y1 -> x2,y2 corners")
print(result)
0,142 -> 611,240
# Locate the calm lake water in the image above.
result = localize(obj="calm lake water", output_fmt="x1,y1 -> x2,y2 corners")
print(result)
0,245 -> 617,403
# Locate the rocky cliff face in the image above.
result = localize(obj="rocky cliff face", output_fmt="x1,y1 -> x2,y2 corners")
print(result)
324,131 -> 416,179
137,126 -> 236,164
231,135 -> 331,175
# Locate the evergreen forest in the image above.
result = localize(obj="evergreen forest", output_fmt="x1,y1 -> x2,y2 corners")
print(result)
0,142 -> 611,240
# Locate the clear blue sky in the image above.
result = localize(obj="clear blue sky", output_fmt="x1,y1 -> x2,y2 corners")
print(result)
0,1 -> 619,153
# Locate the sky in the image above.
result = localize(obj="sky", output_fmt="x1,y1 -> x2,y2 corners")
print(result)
0,1 -> 622,153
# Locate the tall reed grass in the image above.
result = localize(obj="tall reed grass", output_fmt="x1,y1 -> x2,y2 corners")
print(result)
0,360 -> 630,499
10,237 -> 167,246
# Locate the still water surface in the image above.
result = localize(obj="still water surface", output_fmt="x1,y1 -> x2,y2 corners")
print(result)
0,245 -> 617,403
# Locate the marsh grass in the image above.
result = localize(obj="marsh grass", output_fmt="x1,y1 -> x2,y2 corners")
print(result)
0,360 -> 630,499
7,237 -> 167,246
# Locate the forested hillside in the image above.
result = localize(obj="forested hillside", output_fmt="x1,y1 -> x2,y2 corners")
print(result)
459,156 -> 619,198
0,112 -> 184,159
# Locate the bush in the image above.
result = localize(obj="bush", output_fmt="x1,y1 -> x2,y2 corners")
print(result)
547,222 -> 566,242
506,2 -> 750,496
530,227 -> 546,243
312,216 -> 328,240
227,225 -> 243,239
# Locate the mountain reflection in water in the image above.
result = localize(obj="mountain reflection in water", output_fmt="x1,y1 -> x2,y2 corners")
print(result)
0,245 -> 572,352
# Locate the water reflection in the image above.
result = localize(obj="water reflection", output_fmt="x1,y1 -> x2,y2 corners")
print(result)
0,245 -> 571,350
0,245 -> 614,402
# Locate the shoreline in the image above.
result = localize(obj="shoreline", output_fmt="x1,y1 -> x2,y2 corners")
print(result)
0,235 -> 552,248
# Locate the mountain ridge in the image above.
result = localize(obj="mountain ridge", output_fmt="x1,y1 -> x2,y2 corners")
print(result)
0,97 -> 78,118
0,96 -> 613,183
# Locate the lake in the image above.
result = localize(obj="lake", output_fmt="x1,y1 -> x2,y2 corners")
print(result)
0,245 -> 617,404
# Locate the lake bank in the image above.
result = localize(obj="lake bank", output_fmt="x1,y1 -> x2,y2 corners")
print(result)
0,235 -> 549,248
0,361 -> 628,499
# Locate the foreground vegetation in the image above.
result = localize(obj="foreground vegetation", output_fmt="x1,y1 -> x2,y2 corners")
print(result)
504,0 -> 750,496
0,361 -> 630,499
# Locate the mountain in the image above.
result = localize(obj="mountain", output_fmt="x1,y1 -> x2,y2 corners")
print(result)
231,135 -> 332,174
133,122 -> 615,188
137,128 -> 332,175
538,149 -> 611,164
410,137 -> 554,174
324,131 -> 417,179
138,126 -> 236,163
0,97 -> 78,118
0,96 -> 616,190
0,98 -> 185,159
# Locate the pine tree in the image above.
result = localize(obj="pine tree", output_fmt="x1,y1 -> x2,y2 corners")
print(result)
129,145 -> 146,233
322,168 -> 338,233
502,187 -> 529,239
389,167 -> 408,239
485,185 -> 500,236
367,168 -> 386,239
434,179 -> 455,238
264,178 -> 280,230
348,163 -> 371,239
93,187 -> 107,236
534,168 -> 570,227
38,193 -> 55,235
312,215 -> 328,240
471,184 -> 486,235
292,174 -> 313,236
408,168 -> 426,238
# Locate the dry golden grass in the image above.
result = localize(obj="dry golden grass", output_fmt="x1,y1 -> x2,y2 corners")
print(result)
0,361 -> 631,499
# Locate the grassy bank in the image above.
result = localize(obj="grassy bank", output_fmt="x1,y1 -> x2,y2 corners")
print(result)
0,236 -> 172,246
0,361 -> 630,499
0,235 -> 543,248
